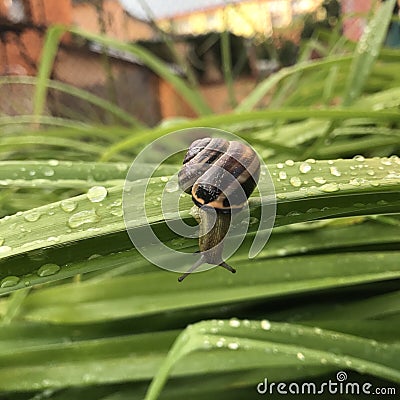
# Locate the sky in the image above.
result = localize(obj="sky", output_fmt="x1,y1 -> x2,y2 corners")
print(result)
119,0 -> 244,20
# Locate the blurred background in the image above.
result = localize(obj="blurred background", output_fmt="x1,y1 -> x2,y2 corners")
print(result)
1,0 -> 398,125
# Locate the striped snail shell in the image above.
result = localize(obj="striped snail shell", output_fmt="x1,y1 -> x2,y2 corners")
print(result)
177,137 -> 260,282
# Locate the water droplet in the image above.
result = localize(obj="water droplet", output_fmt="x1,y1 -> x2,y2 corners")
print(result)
165,180 -> 179,193
376,200 -> 388,206
297,352 -> 305,361
24,210 -> 41,222
314,327 -> 322,334
313,176 -> 326,185
43,167 -> 55,177
381,158 -> 392,166
367,170 -> 375,176
0,246 -> 12,255
110,208 -> 123,217
29,170 -> 36,176
48,159 -> 59,166
160,176 -> 169,183
47,236 -> 60,242
37,263 -> 61,277
249,217 -> 259,226
277,193 -> 286,199
285,159 -> 295,167
305,158 -> 316,164
329,166 -> 341,177
228,342 -> 239,350
229,318 -> 240,328
60,199 -> 78,213
87,186 -> 108,203
349,178 -> 361,186
216,338 -> 225,348
260,320 -> 271,330
242,319 -> 251,327
68,209 -> 100,228
289,177 -> 302,187
116,163 -> 127,172
299,162 -> 311,173
276,163 -> 284,169
320,183 -> 339,192
353,155 -> 365,162
0,275 -> 20,288
278,171 -> 287,180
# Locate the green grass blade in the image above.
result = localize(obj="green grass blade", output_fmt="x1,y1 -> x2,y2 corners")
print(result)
342,0 -> 397,106
236,56 -> 352,112
145,320 -> 400,399
33,26 -> 66,120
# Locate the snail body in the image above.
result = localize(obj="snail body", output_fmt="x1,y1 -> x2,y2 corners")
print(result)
177,137 -> 260,281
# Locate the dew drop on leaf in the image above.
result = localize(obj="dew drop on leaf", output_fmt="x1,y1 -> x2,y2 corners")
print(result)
24,210 -> 42,222
110,208 -> 123,217
228,342 -> 239,350
381,158 -> 392,166
260,320 -> 271,331
299,162 -> 311,173
289,177 -> 302,188
278,171 -> 287,180
353,155 -> 365,162
285,160 -> 295,167
0,275 -> 20,288
320,183 -> 339,192
229,318 -> 241,328
43,167 -> 55,177
349,178 -> 361,186
37,263 -> 61,277
0,245 -> 12,255
60,199 -> 78,213
329,166 -> 341,177
297,352 -> 305,361
68,209 -> 100,228
87,186 -> 108,203
165,180 -> 180,193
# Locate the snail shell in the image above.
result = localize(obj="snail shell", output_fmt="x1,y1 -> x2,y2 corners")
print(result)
177,137 -> 260,281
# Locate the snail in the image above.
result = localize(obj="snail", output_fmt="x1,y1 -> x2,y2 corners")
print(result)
177,137 -> 260,282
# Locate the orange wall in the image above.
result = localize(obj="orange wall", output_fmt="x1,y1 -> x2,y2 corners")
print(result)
72,0 -> 154,41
